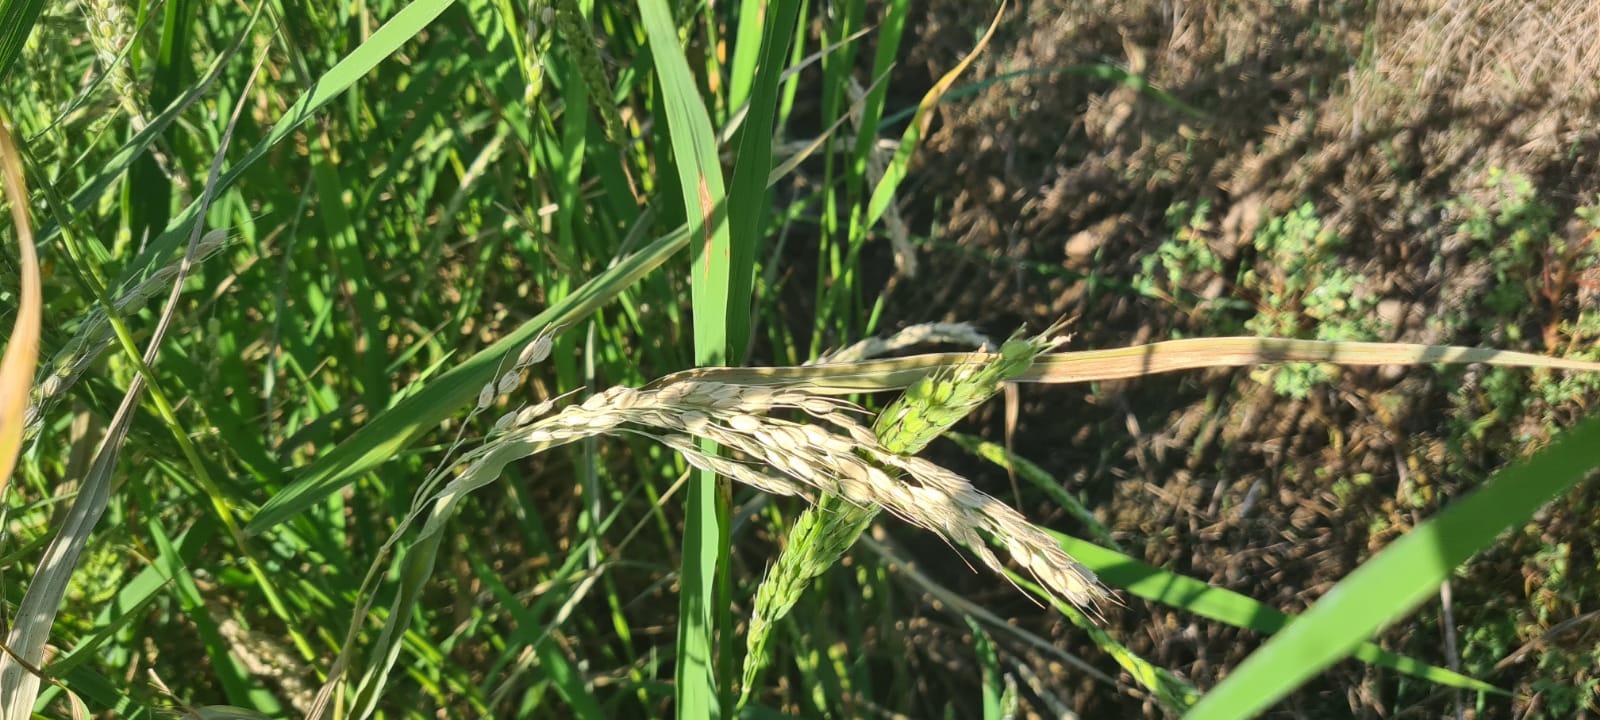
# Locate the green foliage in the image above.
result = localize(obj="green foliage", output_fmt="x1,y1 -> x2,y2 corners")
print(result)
2,3 -> 1597,719
1442,171 -> 1600,445
1133,199 -> 1224,307
1142,198 -> 1385,398
1239,202 -> 1382,398
1449,167 -> 1559,319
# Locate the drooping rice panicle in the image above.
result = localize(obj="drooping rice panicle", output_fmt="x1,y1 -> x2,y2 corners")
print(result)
477,364 -> 1107,621
324,321 -> 1600,716
739,323 -> 1105,704
741,324 -> 1014,701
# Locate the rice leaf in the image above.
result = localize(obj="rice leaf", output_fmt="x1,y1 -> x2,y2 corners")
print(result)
635,0 -> 736,712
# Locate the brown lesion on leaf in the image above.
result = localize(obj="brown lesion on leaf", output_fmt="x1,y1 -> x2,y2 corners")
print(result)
697,176 -> 716,275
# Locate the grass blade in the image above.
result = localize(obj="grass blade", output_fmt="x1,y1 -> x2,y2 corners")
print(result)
1050,533 -> 1504,695
247,220 -> 689,532
862,1 -> 1003,232
0,416 -> 135,717
634,0 -> 734,713
725,0 -> 801,360
0,0 -> 44,82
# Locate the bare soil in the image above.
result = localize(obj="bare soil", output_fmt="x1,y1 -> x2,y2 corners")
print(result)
867,1 -> 1600,717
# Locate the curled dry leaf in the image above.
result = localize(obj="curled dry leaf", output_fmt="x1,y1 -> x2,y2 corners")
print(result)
0,113 -> 41,496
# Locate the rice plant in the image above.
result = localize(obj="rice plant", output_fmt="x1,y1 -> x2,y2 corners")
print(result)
2,1 -> 1598,718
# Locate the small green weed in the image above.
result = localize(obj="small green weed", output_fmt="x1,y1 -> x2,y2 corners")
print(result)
1241,202 -> 1382,398
1137,198 -> 1384,398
